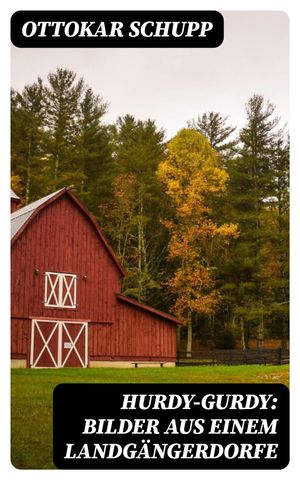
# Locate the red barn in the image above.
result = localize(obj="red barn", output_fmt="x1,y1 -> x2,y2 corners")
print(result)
11,188 -> 180,368
11,188 -> 21,213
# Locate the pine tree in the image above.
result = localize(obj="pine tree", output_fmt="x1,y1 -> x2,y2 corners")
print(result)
226,94 -> 282,348
259,133 -> 289,347
43,68 -> 86,190
187,111 -> 236,160
101,115 -> 168,304
11,80 -> 46,203
75,87 -> 114,218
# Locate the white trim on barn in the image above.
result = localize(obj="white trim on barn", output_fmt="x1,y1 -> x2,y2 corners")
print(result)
30,319 -> 88,368
44,272 -> 77,309
30,319 -> 60,367
61,322 -> 86,367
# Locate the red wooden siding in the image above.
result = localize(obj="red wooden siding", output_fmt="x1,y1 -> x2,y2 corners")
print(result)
115,301 -> 176,361
11,195 -> 121,323
11,198 -> 20,213
88,301 -> 176,362
11,317 -> 30,360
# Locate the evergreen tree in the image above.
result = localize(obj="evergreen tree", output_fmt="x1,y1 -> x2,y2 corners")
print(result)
11,74 -> 289,350
11,68 -> 114,210
259,133 -> 289,347
76,87 -> 114,218
43,68 -> 86,190
11,80 -> 46,203
187,111 -> 236,160
226,94 -> 283,348
101,115 -> 168,304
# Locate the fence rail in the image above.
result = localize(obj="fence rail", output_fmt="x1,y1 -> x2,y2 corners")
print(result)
176,348 -> 289,366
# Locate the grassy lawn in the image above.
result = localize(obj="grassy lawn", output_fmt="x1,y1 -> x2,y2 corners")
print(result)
11,365 -> 289,469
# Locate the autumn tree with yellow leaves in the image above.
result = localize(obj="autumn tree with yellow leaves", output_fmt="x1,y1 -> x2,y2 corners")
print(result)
157,129 -> 239,355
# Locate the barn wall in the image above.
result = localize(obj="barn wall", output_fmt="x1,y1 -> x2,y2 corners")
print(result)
89,301 -> 177,362
11,196 -> 121,325
11,194 -> 178,365
11,317 -> 30,362
11,199 -> 20,213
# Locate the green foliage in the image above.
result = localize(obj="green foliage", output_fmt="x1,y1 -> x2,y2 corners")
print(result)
75,88 -> 114,217
224,95 -> 289,349
43,69 -> 85,190
11,80 -> 47,203
214,329 -> 236,349
11,73 -> 289,350
11,68 -> 112,211
187,111 -> 237,160
99,115 -> 170,305
158,129 -> 239,355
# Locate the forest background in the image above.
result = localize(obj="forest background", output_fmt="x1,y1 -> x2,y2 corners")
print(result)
11,68 -> 289,354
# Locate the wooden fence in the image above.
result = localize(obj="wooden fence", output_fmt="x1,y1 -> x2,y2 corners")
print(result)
176,348 -> 289,366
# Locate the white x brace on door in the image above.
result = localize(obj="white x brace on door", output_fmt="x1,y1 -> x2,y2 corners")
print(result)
44,272 -> 77,308
30,319 -> 88,368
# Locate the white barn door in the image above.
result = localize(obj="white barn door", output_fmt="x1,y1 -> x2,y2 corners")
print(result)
30,319 -> 88,368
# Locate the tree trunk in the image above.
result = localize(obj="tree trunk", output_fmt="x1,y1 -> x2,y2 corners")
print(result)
257,316 -> 264,349
54,154 -> 59,181
176,326 -> 181,354
240,318 -> 246,350
137,199 -> 143,302
281,316 -> 288,349
25,167 -> 31,205
140,199 -> 147,274
186,312 -> 192,358
137,191 -> 147,302
25,138 -> 32,205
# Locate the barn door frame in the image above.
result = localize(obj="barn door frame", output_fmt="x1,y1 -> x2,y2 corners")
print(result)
30,319 -> 88,368
44,272 -> 77,309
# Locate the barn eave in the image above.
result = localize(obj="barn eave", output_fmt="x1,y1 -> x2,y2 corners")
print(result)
116,293 -> 181,325
10,187 -> 126,277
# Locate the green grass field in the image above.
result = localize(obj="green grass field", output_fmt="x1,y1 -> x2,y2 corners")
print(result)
11,365 -> 289,469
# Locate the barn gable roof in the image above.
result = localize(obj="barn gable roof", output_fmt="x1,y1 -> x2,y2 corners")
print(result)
117,294 -> 181,325
11,189 -> 64,239
11,189 -> 20,200
11,188 -> 126,276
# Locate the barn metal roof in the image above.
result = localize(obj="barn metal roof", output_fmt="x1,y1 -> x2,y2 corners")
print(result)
11,189 -> 20,200
117,294 -> 182,324
11,188 -> 179,324
10,187 -> 126,276
11,189 -> 64,239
